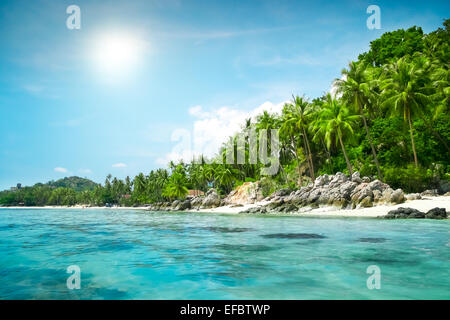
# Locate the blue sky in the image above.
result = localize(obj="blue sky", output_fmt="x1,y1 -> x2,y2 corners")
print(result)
0,0 -> 448,189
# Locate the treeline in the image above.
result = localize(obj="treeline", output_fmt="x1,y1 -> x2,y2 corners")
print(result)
1,20 -> 449,207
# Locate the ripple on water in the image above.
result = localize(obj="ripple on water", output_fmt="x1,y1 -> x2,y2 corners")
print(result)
198,227 -> 254,233
357,237 -> 387,243
261,233 -> 327,239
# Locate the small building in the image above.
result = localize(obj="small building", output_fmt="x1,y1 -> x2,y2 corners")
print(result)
188,190 -> 204,197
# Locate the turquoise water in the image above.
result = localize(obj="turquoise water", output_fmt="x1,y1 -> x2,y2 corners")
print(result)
0,208 -> 448,300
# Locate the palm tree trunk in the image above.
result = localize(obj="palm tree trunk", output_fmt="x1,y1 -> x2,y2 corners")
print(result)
338,132 -> 353,177
321,138 -> 332,170
360,107 -> 383,180
291,134 -> 303,186
407,108 -> 419,167
302,127 -> 315,181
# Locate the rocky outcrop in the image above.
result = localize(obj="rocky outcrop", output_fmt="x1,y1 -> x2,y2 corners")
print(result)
241,172 -> 406,214
224,182 -> 264,205
200,189 -> 221,209
383,207 -> 448,219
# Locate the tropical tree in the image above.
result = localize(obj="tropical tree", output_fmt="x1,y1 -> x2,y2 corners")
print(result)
380,56 -> 432,167
335,61 -> 383,179
313,94 -> 360,176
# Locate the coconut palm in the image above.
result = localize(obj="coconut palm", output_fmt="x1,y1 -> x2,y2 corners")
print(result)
335,61 -> 383,179
313,94 -> 360,176
380,56 -> 432,167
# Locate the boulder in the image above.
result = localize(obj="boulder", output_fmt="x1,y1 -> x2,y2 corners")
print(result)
314,174 -> 330,188
191,196 -> 204,207
351,171 -> 362,183
201,189 -> 221,208
224,182 -> 263,205
425,207 -> 447,219
385,207 -> 424,219
383,207 -> 447,219
389,189 -> 405,204
362,176 -> 371,183
358,196 -> 373,208
405,193 -> 422,200
175,199 -> 191,211
421,189 -> 439,197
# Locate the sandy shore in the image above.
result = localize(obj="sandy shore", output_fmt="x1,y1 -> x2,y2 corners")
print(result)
1,196 -> 449,218
187,196 -> 450,218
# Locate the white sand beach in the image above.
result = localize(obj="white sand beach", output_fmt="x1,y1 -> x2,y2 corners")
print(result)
1,196 -> 449,218
188,196 -> 450,218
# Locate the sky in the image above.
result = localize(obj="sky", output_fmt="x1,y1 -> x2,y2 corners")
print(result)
0,0 -> 448,189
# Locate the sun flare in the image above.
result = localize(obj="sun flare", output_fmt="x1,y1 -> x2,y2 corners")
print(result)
93,33 -> 145,75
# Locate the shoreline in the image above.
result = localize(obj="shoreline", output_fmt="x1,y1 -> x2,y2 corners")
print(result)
1,195 -> 449,219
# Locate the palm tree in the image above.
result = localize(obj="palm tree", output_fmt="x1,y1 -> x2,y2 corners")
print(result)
291,95 -> 315,180
313,94 -> 359,176
380,56 -> 432,167
280,103 -> 305,185
335,61 -> 383,179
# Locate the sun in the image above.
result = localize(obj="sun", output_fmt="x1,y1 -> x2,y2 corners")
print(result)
93,33 -> 145,76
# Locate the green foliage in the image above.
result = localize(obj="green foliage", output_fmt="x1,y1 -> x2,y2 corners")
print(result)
359,26 -> 425,66
46,176 -> 98,191
1,20 -> 449,206
383,164 -> 441,193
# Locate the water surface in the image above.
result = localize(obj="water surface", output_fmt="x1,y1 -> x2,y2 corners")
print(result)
0,208 -> 448,299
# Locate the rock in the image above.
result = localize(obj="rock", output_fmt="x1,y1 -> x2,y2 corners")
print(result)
408,210 -> 425,219
425,207 -> 447,219
224,182 -> 263,205
282,204 -> 298,212
389,189 -> 405,204
405,193 -> 422,200
230,204 -> 244,208
241,206 -> 265,214
383,207 -> 447,219
445,192 -> 450,196
359,196 -> 373,208
373,189 -> 383,203
175,199 -> 191,211
314,174 -> 330,187
191,196 -> 203,207
328,172 -> 348,187
270,188 -> 291,198
351,171 -> 362,183
171,200 -> 180,209
306,188 -> 321,203
201,189 -> 221,208
385,207 -> 424,219
362,176 -> 371,183
421,189 -> 439,197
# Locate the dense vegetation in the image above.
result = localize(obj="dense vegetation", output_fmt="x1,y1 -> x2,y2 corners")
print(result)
1,20 -> 449,207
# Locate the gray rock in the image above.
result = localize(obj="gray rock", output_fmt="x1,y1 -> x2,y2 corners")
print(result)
425,207 -> 447,219
405,193 -> 422,200
200,189 -> 221,208
351,171 -> 362,183
421,189 -> 439,197
314,174 -> 330,188
175,200 -> 191,211
389,189 -> 405,204
358,196 -> 373,208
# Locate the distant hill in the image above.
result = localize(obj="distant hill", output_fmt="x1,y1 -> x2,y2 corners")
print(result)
41,176 -> 99,191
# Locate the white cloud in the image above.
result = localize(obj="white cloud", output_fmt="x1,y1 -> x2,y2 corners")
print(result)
54,167 -> 68,173
112,163 -> 127,168
78,168 -> 92,175
157,101 -> 287,165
